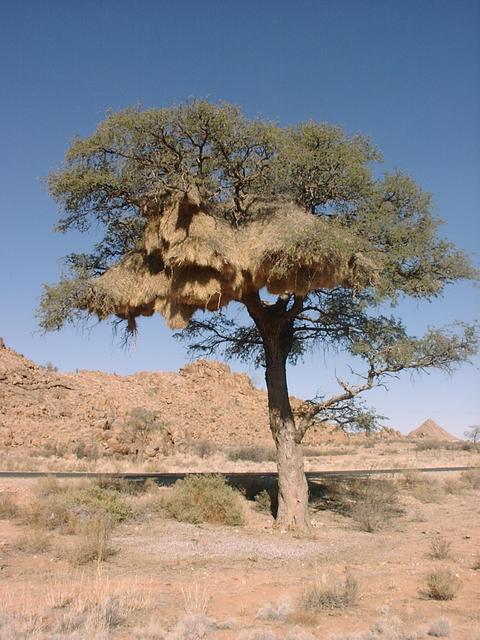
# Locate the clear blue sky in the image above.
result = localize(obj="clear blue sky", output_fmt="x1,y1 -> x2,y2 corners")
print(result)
1,0 -> 478,437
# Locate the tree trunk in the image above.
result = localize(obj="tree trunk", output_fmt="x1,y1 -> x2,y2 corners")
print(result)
264,334 -> 311,531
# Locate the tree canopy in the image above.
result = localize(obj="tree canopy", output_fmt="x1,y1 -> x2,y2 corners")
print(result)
40,100 -> 478,530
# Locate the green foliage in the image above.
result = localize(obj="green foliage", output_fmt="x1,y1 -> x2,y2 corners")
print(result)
163,474 -> 245,525
41,100 -> 478,437
25,481 -> 131,532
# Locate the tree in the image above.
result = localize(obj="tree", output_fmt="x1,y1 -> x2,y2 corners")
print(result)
39,101 -> 478,531
464,425 -> 480,448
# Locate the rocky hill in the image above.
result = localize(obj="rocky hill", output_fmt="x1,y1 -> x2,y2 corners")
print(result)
0,339 -> 364,459
407,419 -> 457,442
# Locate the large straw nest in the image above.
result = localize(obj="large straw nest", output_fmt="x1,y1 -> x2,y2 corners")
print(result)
85,189 -> 378,329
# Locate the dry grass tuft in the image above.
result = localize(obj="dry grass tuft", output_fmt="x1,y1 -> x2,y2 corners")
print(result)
64,514 -> 117,565
349,481 -> 402,532
427,617 -> 452,638
460,469 -> 480,489
163,474 -> 245,525
401,471 -> 444,503
429,535 -> 452,560
256,596 -> 293,622
301,571 -> 358,611
422,569 -> 460,601
185,439 -> 217,458
0,493 -> 18,519
253,489 -> 272,513
227,444 -> 276,463
13,529 -> 51,554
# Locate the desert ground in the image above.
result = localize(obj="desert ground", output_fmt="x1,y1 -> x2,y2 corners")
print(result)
1,342 -> 479,639
0,444 -> 479,640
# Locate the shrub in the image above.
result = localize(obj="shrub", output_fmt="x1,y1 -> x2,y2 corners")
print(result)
66,514 -> 116,565
348,479 -> 402,532
23,482 -> 131,532
186,439 -> 216,458
0,493 -> 18,519
122,407 -> 170,459
227,445 -> 276,463
428,618 -> 452,638
62,485 -> 131,522
301,571 -> 358,611
73,441 -> 98,460
429,535 -> 452,560
402,472 -> 444,503
253,490 -> 272,513
164,474 -> 245,525
256,596 -> 293,622
422,569 -> 460,601
460,469 -> 480,489
472,554 -> 480,571
443,477 -> 466,495
13,529 -> 51,553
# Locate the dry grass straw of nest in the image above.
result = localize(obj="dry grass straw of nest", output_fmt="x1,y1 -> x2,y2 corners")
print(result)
87,191 -> 379,329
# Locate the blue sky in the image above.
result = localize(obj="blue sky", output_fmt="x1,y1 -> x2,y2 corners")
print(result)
1,0 -> 478,437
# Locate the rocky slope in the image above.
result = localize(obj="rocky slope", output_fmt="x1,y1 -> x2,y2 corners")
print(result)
1,339 -> 361,458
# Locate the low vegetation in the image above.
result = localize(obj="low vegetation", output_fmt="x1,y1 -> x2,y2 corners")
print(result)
312,478 -> 403,532
0,492 -> 18,519
253,489 -> 272,513
401,471 -> 444,503
162,474 -> 245,525
64,514 -> 116,565
301,571 -> 359,611
422,568 -> 460,601
429,535 -> 452,560
227,445 -> 276,463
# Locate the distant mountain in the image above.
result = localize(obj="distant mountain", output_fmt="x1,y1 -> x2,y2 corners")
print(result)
407,419 -> 458,441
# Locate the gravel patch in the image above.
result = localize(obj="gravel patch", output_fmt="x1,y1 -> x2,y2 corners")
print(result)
118,521 -> 323,561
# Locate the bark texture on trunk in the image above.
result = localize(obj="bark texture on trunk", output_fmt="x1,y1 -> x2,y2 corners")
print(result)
264,333 -> 311,531
245,292 -> 311,531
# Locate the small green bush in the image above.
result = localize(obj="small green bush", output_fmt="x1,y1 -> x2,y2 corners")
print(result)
24,482 -> 131,532
301,572 -> 358,611
67,486 -> 131,522
164,474 -> 245,525
422,569 -> 460,601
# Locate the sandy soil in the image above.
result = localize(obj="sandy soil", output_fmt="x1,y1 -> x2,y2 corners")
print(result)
0,449 -> 479,639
